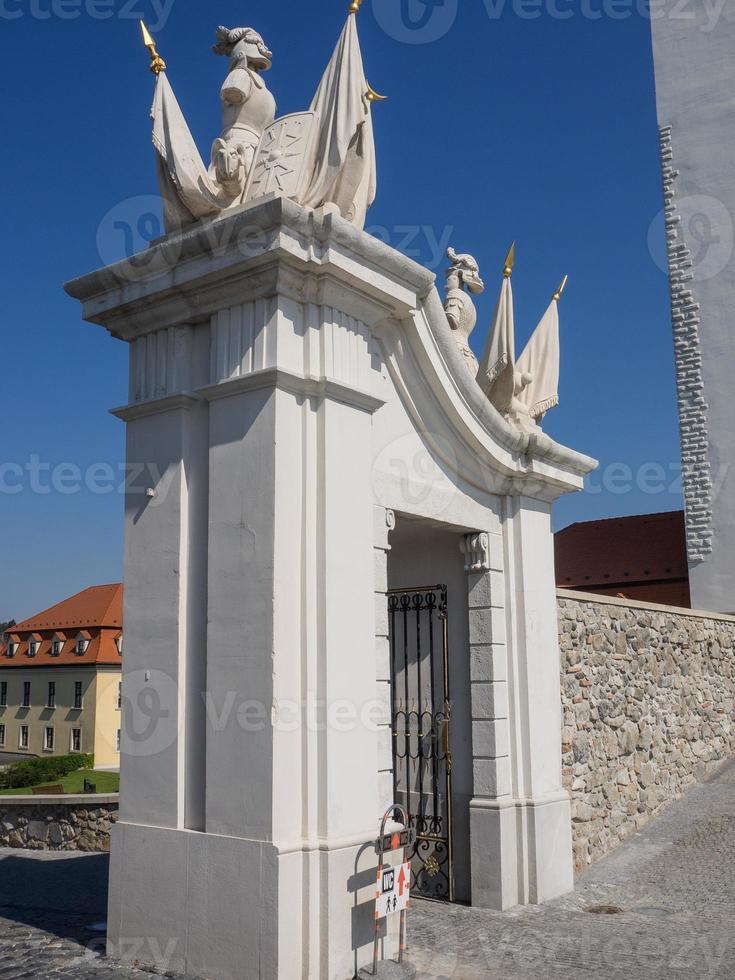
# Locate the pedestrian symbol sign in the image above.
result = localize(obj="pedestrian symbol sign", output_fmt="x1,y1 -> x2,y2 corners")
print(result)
378,862 -> 411,918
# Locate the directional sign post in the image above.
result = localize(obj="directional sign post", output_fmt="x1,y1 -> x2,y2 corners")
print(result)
375,828 -> 417,856
371,804 -> 411,976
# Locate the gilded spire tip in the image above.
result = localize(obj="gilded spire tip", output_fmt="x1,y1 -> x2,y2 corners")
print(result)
140,20 -> 166,75
349,0 -> 364,12
553,274 -> 569,302
503,241 -> 516,279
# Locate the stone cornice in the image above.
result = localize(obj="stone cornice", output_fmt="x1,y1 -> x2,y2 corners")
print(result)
64,198 -> 433,341
196,368 -> 386,414
110,393 -> 201,423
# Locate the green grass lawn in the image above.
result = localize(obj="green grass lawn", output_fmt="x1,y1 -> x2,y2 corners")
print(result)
0,769 -> 119,796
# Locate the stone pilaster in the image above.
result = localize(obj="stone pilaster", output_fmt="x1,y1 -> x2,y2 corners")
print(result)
374,506 -> 396,816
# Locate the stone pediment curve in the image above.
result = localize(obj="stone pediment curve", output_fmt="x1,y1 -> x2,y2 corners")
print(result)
373,282 -> 596,501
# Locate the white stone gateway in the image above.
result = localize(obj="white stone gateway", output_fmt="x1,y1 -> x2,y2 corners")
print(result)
65,12 -> 597,980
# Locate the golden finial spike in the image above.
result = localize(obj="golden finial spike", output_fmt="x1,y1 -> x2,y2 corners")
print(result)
366,81 -> 388,102
503,241 -> 516,279
349,0 -> 364,12
553,274 -> 569,302
140,21 -> 166,75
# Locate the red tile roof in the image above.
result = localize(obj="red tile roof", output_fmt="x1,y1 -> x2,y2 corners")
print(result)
13,584 -> 122,631
555,511 -> 688,589
1,584 -> 122,668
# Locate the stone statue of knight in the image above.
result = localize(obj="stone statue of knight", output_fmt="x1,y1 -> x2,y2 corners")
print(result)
210,26 -> 277,202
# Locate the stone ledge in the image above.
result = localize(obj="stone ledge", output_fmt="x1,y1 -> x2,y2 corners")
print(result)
0,793 -> 119,806
557,588 -> 735,624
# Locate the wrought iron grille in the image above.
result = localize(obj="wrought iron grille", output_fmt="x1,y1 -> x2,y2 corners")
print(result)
388,584 -> 454,902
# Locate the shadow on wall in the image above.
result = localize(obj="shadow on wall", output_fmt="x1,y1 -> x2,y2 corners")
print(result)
0,852 -> 109,942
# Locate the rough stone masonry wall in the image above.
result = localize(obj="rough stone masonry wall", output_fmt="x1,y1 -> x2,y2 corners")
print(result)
0,796 -> 119,852
559,592 -> 735,870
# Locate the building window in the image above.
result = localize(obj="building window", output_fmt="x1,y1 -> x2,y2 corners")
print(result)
115,635 -> 123,656
71,728 -> 82,753
0,681 -> 6,707
19,725 -> 29,750
6,641 -> 16,658
47,681 -> 56,709
117,682 -> 122,710
22,682 -> 31,708
0,724 -> 5,747
51,638 -> 61,657
44,727 -> 55,752
28,639 -> 38,658
116,729 -> 121,752
75,636 -> 87,656
74,682 -> 83,710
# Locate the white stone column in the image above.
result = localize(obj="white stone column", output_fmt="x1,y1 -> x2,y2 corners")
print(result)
114,325 -> 209,835
504,495 -> 574,905
66,200 -> 433,980
461,531 -> 517,909
463,501 -> 574,911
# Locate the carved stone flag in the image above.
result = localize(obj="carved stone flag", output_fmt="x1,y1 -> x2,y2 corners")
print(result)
151,73 -> 225,231
300,14 -> 377,228
477,275 -> 516,416
516,298 -> 561,420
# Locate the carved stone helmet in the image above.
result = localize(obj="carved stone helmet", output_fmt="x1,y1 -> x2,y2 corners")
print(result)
213,26 -> 273,71
447,247 -> 485,295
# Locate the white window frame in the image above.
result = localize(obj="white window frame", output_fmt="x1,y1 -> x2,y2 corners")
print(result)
28,639 -> 38,658
51,636 -> 62,657
75,635 -> 88,656
19,725 -> 29,750
6,641 -> 16,658
115,635 -> 123,656
73,681 -> 83,710
70,728 -> 82,753
0,723 -> 5,747
44,726 -> 55,752
47,681 -> 56,709
22,681 -> 31,708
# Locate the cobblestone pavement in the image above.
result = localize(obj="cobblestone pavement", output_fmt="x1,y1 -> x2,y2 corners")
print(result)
410,759 -> 735,979
0,761 -> 733,979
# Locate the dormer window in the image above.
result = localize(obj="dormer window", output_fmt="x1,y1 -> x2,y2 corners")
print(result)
75,633 -> 89,655
115,634 -> 123,656
51,634 -> 63,657
5,640 -> 17,658
28,640 -> 38,658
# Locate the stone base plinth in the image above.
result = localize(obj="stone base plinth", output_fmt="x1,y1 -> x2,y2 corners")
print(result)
358,961 -> 416,979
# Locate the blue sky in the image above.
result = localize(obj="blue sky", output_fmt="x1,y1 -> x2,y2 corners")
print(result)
0,1 -> 679,621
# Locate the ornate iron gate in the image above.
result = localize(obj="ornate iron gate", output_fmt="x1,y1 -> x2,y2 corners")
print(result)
388,585 -> 454,902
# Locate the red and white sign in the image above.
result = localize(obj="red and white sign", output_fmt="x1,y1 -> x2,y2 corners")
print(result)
378,863 -> 411,918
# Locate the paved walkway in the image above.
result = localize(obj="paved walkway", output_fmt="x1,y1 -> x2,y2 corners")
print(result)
0,760 -> 733,978
411,759 -> 735,978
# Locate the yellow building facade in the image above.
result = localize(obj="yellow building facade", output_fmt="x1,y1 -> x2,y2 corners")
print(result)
0,585 -> 123,768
